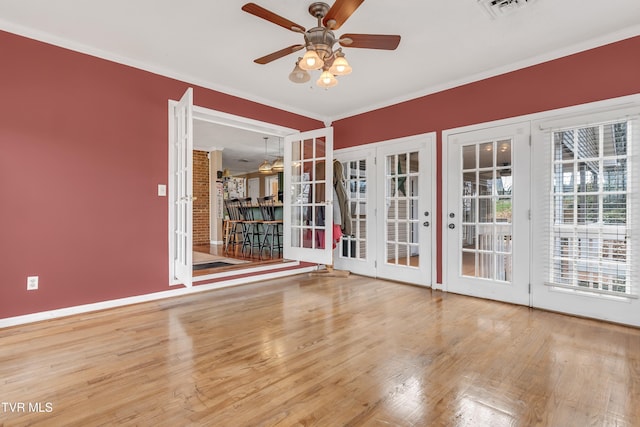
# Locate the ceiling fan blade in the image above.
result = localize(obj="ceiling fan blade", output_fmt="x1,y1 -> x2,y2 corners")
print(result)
242,3 -> 306,32
254,44 -> 305,64
323,0 -> 364,30
339,34 -> 401,50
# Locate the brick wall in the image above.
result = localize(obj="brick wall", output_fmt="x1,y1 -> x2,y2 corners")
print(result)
193,150 -> 210,245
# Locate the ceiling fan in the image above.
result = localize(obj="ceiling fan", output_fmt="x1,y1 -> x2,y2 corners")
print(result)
241,0 -> 401,88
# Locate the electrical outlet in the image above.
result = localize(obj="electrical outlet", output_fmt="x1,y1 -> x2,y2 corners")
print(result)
27,276 -> 38,290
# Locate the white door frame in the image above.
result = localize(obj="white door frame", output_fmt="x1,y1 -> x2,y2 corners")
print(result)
168,92 -> 298,286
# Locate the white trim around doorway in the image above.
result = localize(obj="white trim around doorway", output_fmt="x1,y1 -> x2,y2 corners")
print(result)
168,99 -> 300,287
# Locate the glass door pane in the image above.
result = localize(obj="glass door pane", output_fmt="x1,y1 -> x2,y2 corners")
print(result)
460,139 -> 513,282
284,128 -> 334,265
339,159 -> 367,260
385,151 -> 420,267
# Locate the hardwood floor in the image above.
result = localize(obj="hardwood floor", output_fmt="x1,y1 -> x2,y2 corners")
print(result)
193,243 -> 284,277
1,275 -> 639,426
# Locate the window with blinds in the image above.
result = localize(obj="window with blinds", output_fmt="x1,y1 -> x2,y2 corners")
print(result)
548,119 -> 637,297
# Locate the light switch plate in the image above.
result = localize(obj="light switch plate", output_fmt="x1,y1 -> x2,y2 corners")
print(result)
27,276 -> 38,290
158,184 -> 167,197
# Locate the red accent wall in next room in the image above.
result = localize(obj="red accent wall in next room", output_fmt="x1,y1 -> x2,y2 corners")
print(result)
0,30 -> 322,320
332,35 -> 640,284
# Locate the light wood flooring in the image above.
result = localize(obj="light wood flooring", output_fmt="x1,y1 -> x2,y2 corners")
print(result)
193,243 -> 284,277
1,275 -> 639,426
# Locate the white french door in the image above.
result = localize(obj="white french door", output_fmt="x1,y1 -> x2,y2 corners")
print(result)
169,88 -> 193,287
283,127 -> 334,265
445,123 -> 530,304
376,139 -> 433,285
335,135 -> 435,286
333,149 -> 376,276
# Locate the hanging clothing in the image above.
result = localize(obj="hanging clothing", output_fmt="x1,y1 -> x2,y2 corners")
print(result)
315,224 -> 343,249
312,160 -> 352,241
333,160 -> 352,236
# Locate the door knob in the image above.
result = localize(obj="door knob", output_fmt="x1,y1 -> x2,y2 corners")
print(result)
423,221 -> 430,227
448,223 -> 455,229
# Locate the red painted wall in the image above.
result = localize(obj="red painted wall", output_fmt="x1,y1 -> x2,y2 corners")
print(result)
333,35 -> 640,283
0,30 -> 322,319
1,29 -> 638,320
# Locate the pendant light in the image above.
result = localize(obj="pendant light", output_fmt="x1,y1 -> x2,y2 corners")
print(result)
271,137 -> 284,172
258,136 -> 273,173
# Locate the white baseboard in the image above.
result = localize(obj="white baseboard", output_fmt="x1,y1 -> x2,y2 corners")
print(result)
210,240 -> 224,245
0,265 -> 317,329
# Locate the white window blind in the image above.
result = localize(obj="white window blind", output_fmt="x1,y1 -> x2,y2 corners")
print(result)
546,116 -> 639,298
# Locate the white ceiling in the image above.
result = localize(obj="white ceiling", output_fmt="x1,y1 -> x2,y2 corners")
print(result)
193,120 -> 286,176
1,0 -> 638,173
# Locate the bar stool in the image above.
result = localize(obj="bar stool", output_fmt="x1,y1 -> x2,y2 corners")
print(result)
224,199 -> 244,254
238,197 -> 263,256
257,195 -> 283,259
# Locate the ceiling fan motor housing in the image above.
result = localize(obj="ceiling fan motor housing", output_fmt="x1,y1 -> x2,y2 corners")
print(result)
306,2 -> 335,60
306,27 -> 336,60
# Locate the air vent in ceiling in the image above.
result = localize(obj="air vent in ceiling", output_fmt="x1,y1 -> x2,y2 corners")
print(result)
478,0 -> 535,19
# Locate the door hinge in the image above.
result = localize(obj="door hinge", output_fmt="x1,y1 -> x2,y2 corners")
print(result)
374,260 -> 377,268
528,283 -> 531,294
529,135 -> 532,146
528,209 -> 531,220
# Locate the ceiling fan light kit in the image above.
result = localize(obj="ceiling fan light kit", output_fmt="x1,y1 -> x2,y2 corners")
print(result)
299,49 -> 324,71
317,70 -> 339,88
289,59 -> 311,83
329,50 -> 352,75
242,0 -> 400,89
